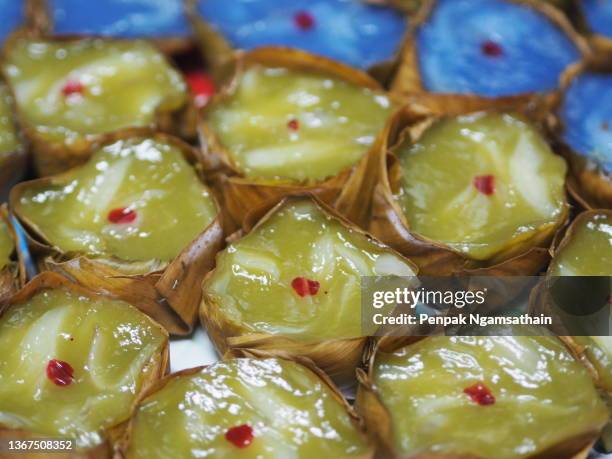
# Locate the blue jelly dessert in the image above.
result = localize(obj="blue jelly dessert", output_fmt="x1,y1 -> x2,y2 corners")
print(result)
581,0 -> 612,39
560,72 -> 612,174
48,0 -> 190,39
0,0 -> 24,47
416,0 -> 580,97
196,0 -> 406,70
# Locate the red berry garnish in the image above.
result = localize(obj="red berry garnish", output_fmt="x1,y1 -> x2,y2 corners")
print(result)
481,40 -> 503,57
287,118 -> 300,131
61,79 -> 85,97
225,424 -> 254,448
107,207 -> 137,224
46,359 -> 74,387
291,277 -> 320,297
473,175 -> 495,196
184,71 -> 215,109
294,11 -> 315,30
464,382 -> 495,406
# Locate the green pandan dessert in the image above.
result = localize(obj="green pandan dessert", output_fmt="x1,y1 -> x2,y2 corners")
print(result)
547,210 -> 612,450
13,136 -> 217,268
0,83 -> 25,194
358,335 -> 608,459
547,210 -> 612,389
0,84 -> 19,158
200,48 -> 396,229
549,211 -> 612,276
388,112 -> 567,268
124,358 -> 372,459
0,274 -> 168,452
202,197 -> 415,382
205,64 -> 393,182
2,38 -> 187,174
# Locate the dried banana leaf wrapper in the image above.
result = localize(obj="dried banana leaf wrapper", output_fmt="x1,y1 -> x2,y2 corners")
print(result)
185,0 -> 408,85
0,272 -> 170,459
117,349 -> 374,459
369,105 -> 568,276
200,194 -> 417,387
1,34 -> 197,177
28,0 -> 195,56
10,129 -> 225,335
355,339 -> 600,459
549,59 -> 612,210
530,209 -> 612,379
197,47 -> 401,231
390,0 -> 591,113
0,205 -> 25,306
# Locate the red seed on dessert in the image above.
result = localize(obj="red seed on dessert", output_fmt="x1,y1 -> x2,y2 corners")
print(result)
184,71 -> 215,109
473,175 -> 495,196
46,359 -> 74,386
291,277 -> 320,297
464,382 -> 495,406
107,207 -> 137,224
481,40 -> 503,57
61,79 -> 85,97
294,11 -> 315,30
287,119 -> 300,131
225,424 -> 254,448
307,279 -> 320,295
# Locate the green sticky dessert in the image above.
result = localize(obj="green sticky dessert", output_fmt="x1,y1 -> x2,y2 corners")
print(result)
2,38 -> 187,174
13,136 -> 217,270
547,211 -> 612,450
202,197 -> 414,382
0,277 -> 168,450
0,83 -> 25,194
125,358 -> 371,458
394,112 -> 567,261
203,198 -> 414,342
0,84 -> 19,159
359,335 -> 608,459
205,64 -> 393,182
549,211 -> 612,276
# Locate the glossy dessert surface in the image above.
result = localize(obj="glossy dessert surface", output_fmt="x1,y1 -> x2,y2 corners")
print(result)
204,200 -> 414,341
417,0 -> 579,96
0,287 -> 166,448
208,65 -> 393,182
50,0 -> 190,38
560,72 -> 612,174
3,39 -> 186,143
573,336 -> 612,391
582,0 -> 612,38
0,219 -> 14,271
395,113 -> 567,260
373,335 -> 608,458
549,212 -> 612,276
0,0 -> 23,47
0,84 -> 19,157
197,0 -> 406,69
16,137 -> 217,265
127,358 -> 369,458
